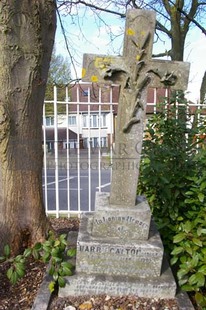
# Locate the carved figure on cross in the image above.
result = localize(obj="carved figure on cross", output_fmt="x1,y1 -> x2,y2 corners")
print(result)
82,9 -> 190,208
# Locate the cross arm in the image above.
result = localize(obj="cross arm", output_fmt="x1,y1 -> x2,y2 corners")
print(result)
82,54 -> 190,91
81,53 -> 128,84
148,59 -> 190,90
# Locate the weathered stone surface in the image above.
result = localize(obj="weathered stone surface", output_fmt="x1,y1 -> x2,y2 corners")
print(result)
76,240 -> 163,277
82,9 -> 190,208
176,291 -> 195,310
76,212 -> 163,278
148,59 -> 190,90
83,55 -> 190,91
59,257 -> 176,298
31,273 -> 52,310
83,10 -> 156,208
92,193 -> 151,240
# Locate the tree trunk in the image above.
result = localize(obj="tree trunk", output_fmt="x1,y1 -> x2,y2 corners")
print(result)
171,34 -> 185,61
200,71 -> 206,103
0,0 -> 56,255
169,5 -> 186,61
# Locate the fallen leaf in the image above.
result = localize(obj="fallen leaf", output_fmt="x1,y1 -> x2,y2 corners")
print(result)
79,301 -> 93,310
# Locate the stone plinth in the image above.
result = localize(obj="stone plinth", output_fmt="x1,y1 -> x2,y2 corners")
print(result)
92,193 -> 151,240
59,258 -> 176,299
59,193 -> 177,299
76,211 -> 163,278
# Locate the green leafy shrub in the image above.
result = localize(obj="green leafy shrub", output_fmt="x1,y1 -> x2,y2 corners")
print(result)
0,245 -> 27,285
171,159 -> 206,307
138,97 -> 197,251
138,95 -> 206,307
0,231 -> 76,292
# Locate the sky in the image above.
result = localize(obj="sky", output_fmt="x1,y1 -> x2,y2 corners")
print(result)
55,8 -> 206,103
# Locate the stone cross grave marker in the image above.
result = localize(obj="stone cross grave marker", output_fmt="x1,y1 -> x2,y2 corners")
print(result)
59,9 -> 190,299
82,9 -> 190,208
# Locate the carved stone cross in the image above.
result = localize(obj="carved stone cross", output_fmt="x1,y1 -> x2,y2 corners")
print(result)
82,9 -> 190,208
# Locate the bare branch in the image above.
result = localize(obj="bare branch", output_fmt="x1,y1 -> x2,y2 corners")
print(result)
168,0 -> 206,35
198,2 -> 206,4
125,0 -> 140,9
162,0 -> 171,15
56,7 -> 79,79
152,50 -> 172,58
156,20 -> 172,37
57,1 -> 126,18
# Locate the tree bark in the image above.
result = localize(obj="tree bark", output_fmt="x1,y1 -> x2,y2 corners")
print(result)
161,0 -> 199,61
200,71 -> 206,103
0,0 -> 56,255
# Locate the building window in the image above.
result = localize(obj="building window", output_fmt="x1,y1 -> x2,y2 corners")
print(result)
101,114 -> 106,127
101,137 -> 107,147
83,115 -> 87,127
83,137 -> 107,148
93,137 -> 98,147
90,115 -> 98,128
68,115 -> 76,126
45,117 -> 54,126
82,114 -> 107,128
82,90 -> 88,96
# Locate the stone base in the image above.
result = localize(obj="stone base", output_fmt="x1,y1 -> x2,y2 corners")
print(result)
59,194 -> 177,299
92,193 -> 151,240
76,213 -> 163,278
59,256 -> 176,299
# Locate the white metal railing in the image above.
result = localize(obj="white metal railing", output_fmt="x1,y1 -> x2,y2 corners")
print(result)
42,82 -> 118,217
42,83 -> 206,217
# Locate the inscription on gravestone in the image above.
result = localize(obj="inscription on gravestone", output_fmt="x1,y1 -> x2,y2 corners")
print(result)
76,240 -> 163,277
91,193 -> 151,240
69,280 -> 171,297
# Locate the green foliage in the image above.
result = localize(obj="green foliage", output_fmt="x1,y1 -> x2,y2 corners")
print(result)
170,165 -> 206,306
45,47 -> 71,115
138,94 -> 206,307
138,96 -> 197,250
0,248 -> 26,285
0,245 -> 11,261
0,231 -> 75,291
45,84 -> 69,115
47,48 -> 71,86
